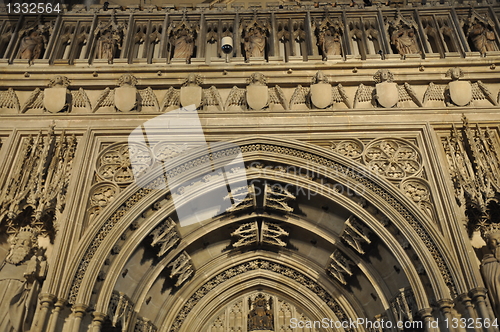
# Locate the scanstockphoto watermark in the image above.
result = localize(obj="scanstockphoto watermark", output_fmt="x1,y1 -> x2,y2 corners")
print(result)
290,318 -> 424,330
247,161 -> 372,183
248,179 -> 366,200
247,161 -> 369,198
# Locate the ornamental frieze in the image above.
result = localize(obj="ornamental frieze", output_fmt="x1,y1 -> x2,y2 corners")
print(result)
1,69 -> 500,114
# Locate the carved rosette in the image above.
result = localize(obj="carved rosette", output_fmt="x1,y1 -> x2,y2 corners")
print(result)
362,138 -> 422,180
400,178 -> 437,222
87,182 -> 121,221
96,142 -> 153,184
330,139 -> 364,159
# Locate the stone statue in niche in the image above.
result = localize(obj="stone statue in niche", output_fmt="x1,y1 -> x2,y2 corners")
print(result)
480,225 -> 500,317
466,17 -> 497,54
387,13 -> 419,57
241,18 -> 269,61
248,294 -> 273,330
94,14 -> 126,64
96,30 -> 122,63
18,27 -> 48,63
0,226 -> 47,332
168,20 -> 198,63
314,17 -> 343,60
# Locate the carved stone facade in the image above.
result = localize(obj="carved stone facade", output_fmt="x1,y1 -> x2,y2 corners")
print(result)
1,1 -> 500,332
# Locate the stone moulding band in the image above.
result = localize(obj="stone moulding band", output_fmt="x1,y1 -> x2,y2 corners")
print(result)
67,142 -> 456,305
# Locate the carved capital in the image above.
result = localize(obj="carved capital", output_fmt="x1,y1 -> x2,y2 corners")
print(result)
417,307 -> 434,319
72,304 -> 88,317
469,287 -> 488,300
39,293 -> 57,305
437,299 -> 454,314
92,311 -> 107,323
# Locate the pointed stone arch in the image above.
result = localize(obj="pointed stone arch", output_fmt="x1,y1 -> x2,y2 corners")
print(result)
61,136 -> 460,331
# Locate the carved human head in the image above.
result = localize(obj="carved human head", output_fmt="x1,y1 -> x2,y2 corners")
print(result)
446,67 -> 463,81
49,75 -> 70,88
247,72 -> 267,85
373,69 -> 394,83
313,71 -> 329,84
118,74 -> 138,87
7,226 -> 38,265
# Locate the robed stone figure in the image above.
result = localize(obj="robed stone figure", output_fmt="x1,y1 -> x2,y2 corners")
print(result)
0,227 -> 47,332
481,231 -> 500,317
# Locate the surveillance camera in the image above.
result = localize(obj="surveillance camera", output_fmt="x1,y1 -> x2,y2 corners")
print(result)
221,36 -> 233,55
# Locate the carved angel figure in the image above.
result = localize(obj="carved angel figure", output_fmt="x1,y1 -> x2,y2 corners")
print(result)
18,28 -> 47,63
225,72 -> 287,111
93,74 -> 158,113
160,73 -> 223,112
21,76 -> 90,113
241,18 -> 268,61
423,67 -> 497,107
354,69 -> 422,108
0,227 -> 47,332
168,21 -> 198,63
290,71 -> 350,109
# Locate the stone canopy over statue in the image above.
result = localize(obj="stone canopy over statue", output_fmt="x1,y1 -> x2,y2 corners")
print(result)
0,226 -> 47,332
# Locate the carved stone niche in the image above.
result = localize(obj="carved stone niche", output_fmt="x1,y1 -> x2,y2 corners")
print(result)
240,17 -> 269,62
314,15 -> 344,61
168,19 -> 199,64
386,12 -> 420,58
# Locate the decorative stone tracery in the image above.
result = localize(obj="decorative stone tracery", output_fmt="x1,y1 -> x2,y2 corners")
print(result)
363,138 -> 422,181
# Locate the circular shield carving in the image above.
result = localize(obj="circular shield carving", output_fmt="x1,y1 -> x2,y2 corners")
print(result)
96,142 -> 153,184
363,138 -> 422,180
